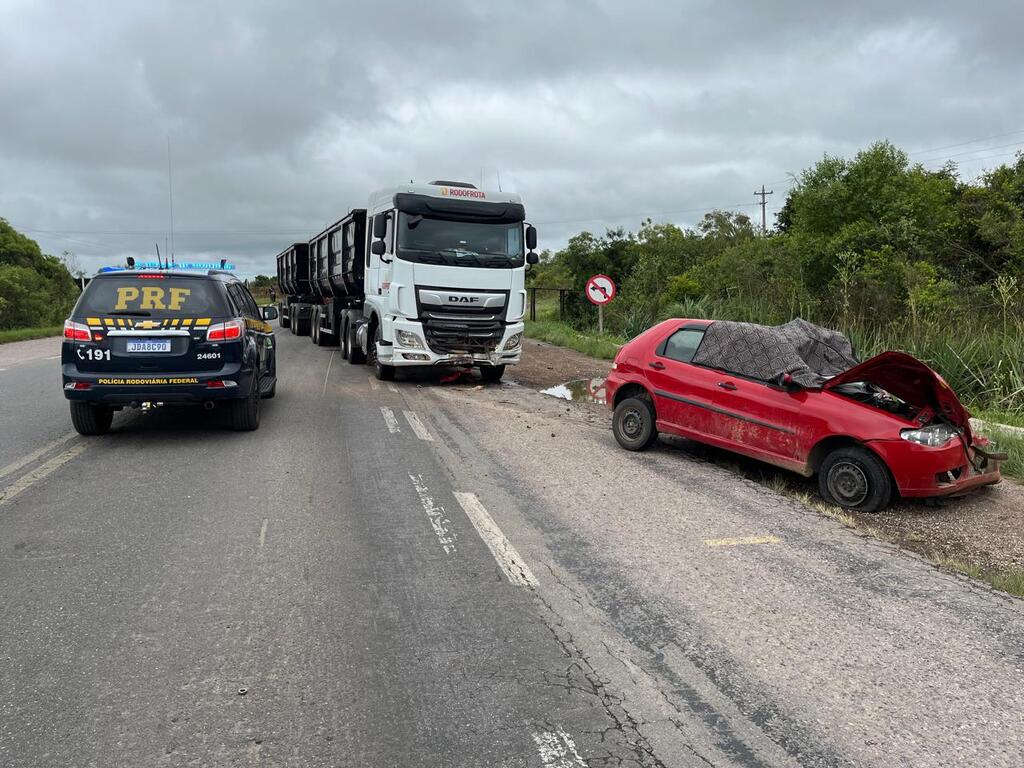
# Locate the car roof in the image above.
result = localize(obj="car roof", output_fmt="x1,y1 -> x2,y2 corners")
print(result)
92,269 -> 240,283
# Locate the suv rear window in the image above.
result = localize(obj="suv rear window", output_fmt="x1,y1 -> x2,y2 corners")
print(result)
76,276 -> 229,318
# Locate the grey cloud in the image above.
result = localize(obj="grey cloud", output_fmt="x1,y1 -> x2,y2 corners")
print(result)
2,0 -> 1023,277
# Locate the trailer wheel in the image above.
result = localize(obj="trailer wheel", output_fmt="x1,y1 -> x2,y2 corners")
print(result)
347,321 -> 365,364
279,310 -> 290,329
340,319 -> 350,360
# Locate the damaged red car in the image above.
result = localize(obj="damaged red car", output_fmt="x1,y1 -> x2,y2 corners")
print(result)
605,318 -> 1005,512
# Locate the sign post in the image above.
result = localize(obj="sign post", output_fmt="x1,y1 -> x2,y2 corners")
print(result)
584,274 -> 616,334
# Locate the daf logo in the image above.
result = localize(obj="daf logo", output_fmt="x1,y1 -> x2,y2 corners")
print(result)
448,295 -> 480,303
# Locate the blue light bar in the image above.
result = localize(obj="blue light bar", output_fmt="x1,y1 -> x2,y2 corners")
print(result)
133,261 -> 235,270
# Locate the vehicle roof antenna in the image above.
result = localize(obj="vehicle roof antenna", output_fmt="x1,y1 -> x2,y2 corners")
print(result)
154,242 -> 162,269
497,169 -> 502,192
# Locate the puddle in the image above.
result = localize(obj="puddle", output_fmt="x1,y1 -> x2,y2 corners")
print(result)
541,377 -> 607,405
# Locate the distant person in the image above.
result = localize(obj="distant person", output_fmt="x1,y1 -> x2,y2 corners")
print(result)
269,287 -> 277,303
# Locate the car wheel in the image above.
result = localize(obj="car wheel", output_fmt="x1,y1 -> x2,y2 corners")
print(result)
348,321 -> 365,365
369,325 -> 395,381
612,396 -> 657,451
479,365 -> 505,383
819,446 -> 892,512
230,375 -> 261,431
70,401 -> 113,436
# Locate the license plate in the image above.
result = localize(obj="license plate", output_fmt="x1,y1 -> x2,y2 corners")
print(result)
126,339 -> 171,353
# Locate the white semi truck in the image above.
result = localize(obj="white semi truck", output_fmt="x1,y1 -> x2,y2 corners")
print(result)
279,180 -> 538,382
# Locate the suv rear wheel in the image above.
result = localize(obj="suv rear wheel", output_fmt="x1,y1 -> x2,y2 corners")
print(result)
230,375 -> 261,431
819,446 -> 892,512
70,401 -> 113,436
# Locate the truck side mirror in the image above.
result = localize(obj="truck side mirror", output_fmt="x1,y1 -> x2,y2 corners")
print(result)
526,252 -> 540,265
372,214 -> 388,240
526,224 -> 537,251
370,240 -> 387,256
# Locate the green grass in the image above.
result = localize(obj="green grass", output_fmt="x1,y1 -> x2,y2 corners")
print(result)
933,557 -> 1024,598
525,318 -> 625,360
971,426 -> 1024,481
973,409 -> 1024,429
0,326 -> 62,344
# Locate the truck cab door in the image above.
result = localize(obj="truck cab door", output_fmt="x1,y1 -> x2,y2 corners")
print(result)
365,211 -> 394,299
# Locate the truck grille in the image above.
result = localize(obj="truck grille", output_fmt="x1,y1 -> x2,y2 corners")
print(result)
421,306 -> 505,353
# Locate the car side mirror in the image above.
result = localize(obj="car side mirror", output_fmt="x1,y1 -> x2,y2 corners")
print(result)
781,372 -> 800,390
261,305 -> 279,321
370,240 -> 387,256
525,224 -> 537,251
526,252 -> 539,265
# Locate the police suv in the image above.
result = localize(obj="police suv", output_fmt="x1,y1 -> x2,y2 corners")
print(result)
62,264 -> 278,434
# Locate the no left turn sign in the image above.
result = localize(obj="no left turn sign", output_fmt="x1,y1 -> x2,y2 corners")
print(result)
585,274 -> 616,306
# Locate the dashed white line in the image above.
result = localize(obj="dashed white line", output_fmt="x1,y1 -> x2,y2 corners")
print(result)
321,351 -> 336,396
408,474 -> 457,554
380,406 -> 401,433
532,729 -> 586,767
386,382 -> 398,393
368,375 -> 381,392
0,432 -> 79,481
0,443 -> 88,507
454,492 -> 537,588
259,518 -> 269,548
403,410 -> 434,441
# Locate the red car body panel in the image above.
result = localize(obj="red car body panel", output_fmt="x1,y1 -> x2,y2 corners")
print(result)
604,319 -> 1001,499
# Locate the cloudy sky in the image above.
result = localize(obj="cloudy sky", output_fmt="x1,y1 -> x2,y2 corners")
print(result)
2,0 -> 1023,278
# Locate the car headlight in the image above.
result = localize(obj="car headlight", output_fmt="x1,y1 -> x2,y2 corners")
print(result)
504,332 -> 523,350
900,424 -> 959,447
395,330 -> 423,349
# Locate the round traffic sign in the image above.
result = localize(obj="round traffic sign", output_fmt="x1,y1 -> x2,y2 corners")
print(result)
585,274 -> 616,306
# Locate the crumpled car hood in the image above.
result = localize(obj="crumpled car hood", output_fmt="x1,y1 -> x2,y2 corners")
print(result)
823,351 -> 971,430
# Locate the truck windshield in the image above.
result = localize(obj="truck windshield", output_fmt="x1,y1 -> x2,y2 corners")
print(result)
396,214 -> 524,268
75,275 -> 229,318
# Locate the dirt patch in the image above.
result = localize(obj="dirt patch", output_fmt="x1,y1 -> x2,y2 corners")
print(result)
517,335 -> 1024,580
508,339 -> 611,390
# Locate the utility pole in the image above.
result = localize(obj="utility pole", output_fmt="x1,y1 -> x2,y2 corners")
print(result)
754,184 -> 773,234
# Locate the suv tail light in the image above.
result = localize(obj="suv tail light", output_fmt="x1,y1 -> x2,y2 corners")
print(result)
64,319 -> 91,341
206,318 -> 245,342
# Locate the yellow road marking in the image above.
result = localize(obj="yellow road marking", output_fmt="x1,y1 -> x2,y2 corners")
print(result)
0,443 -> 88,507
0,432 -> 78,481
704,535 -> 781,547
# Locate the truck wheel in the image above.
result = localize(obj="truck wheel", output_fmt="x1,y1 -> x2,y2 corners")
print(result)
818,446 -> 892,512
479,365 -> 505,383
340,320 -> 350,361
280,310 -> 290,329
70,401 -> 113,436
230,375 -> 261,431
369,325 -> 395,381
612,397 -> 658,451
348,322 -> 365,365
289,308 -> 298,335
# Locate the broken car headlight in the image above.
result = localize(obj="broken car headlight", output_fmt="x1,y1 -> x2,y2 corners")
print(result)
900,424 -> 959,447
504,332 -> 523,350
395,330 -> 424,349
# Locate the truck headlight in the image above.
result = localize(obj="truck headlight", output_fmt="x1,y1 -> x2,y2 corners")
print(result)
395,330 -> 423,349
900,424 -> 959,447
504,332 -> 523,350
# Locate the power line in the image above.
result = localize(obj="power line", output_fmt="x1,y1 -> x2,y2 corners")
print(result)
907,128 -> 1024,156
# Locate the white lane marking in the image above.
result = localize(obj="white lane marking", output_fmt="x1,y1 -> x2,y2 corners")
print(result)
321,351 -> 336,396
454,492 -> 537,588
44,355 -> 61,360
532,730 -> 586,767
380,406 -> 401,433
403,410 -> 434,441
0,432 -> 79,481
368,375 -> 381,392
259,518 -> 269,548
0,443 -> 88,507
386,383 -> 398,393
408,474 -> 457,554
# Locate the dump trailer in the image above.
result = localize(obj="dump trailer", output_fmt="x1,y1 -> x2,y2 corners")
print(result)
308,210 -> 368,348
292,180 -> 538,383
274,242 -> 313,334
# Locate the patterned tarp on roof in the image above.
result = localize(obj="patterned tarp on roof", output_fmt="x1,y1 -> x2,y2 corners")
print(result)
691,318 -> 859,388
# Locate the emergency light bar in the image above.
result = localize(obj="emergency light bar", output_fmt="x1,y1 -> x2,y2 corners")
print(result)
97,261 -> 236,274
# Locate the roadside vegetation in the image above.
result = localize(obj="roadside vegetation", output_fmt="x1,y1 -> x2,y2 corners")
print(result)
0,218 -> 80,333
0,325 -> 64,345
528,141 -> 1024,419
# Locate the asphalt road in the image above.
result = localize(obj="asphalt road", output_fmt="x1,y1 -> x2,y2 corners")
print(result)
1,329 -> 1023,767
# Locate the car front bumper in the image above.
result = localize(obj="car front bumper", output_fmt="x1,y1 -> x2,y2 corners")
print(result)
868,438 -> 1002,498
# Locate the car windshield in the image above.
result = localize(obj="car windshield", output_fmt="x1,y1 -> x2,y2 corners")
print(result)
76,275 -> 229,318
396,214 -> 524,268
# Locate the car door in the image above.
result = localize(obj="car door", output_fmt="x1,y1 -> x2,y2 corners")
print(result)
645,326 -> 723,441
701,368 -> 804,464
229,283 -> 266,375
